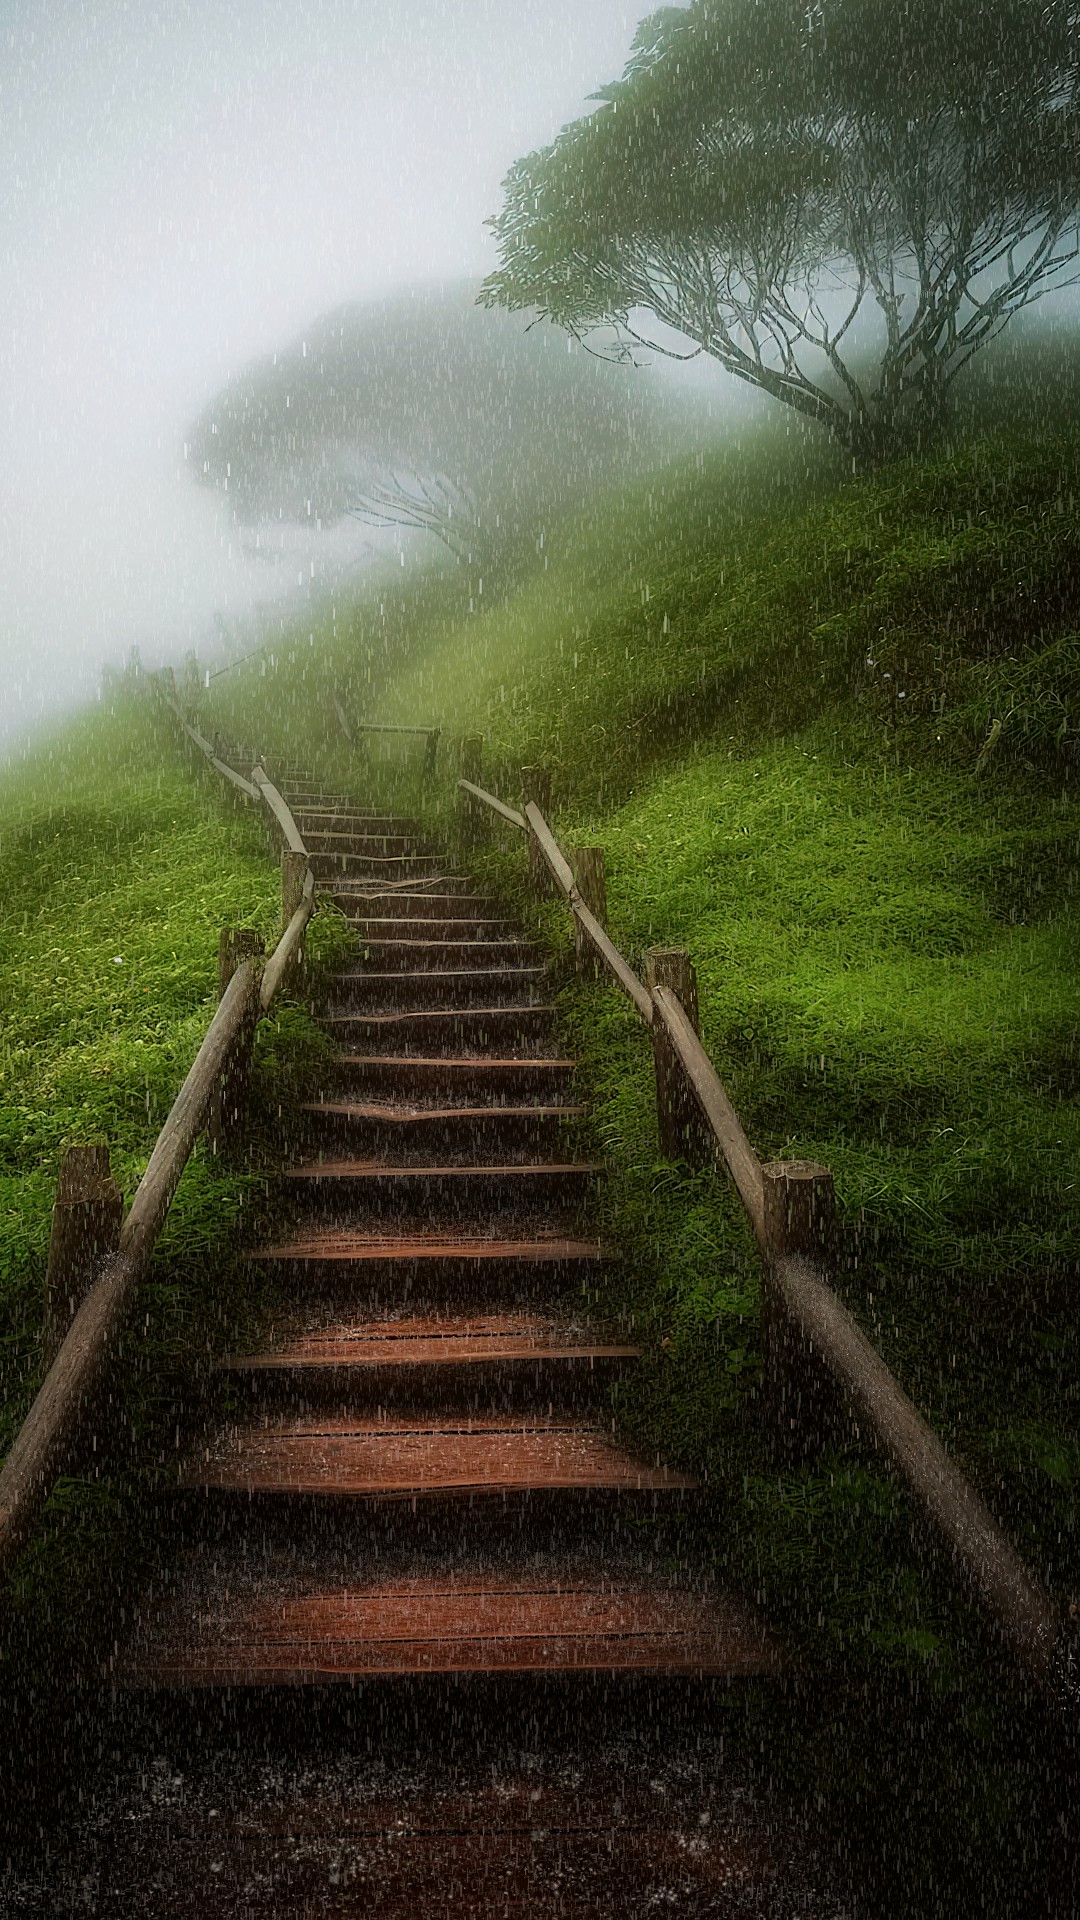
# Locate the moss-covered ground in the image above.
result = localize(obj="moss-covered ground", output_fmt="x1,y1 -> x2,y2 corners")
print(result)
0,691 -> 349,1689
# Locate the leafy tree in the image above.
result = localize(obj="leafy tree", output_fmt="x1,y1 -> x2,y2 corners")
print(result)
483,0 -> 1080,459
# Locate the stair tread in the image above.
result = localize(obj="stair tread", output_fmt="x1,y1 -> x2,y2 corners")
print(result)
248,1228 -> 611,1263
286,1158 -> 600,1178
300,1101 -> 585,1122
180,1411 -> 697,1497
121,1562 -> 780,1684
334,1054 -> 576,1070
327,966 -> 545,983
328,1007 -> 556,1023
221,1309 -> 638,1370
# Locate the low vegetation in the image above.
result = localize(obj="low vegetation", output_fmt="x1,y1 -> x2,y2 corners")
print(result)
0,695 -> 341,1681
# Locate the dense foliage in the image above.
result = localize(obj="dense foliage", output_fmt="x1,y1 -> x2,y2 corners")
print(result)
484,0 -> 1080,457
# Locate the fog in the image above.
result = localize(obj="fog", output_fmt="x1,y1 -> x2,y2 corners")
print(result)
0,0 -> 702,748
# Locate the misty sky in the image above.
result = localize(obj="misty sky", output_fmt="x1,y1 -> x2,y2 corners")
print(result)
0,0 -> 664,744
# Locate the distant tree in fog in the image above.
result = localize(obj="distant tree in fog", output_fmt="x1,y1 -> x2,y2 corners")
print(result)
346,467 -> 483,565
483,0 -> 1080,460
188,284 -> 695,575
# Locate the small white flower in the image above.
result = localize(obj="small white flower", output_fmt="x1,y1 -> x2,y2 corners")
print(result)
113,956 -> 124,965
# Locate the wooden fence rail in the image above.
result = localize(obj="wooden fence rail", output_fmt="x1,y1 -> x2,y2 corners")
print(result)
0,710 -> 315,1578
455,753 -> 1070,1701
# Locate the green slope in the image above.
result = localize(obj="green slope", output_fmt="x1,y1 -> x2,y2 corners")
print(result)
0,692 -> 343,1676
200,425 -> 1080,1632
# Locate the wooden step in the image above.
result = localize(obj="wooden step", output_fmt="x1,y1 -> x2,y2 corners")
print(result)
296,811 -> 422,833
303,832 -> 428,856
343,938 -> 539,972
311,853 -> 463,879
283,1161 -> 602,1217
328,889 -> 505,921
324,967 -> 547,1013
327,876 -> 476,903
322,1007 -> 559,1054
121,1563 -> 780,1687
220,1309 -> 637,1374
180,1410 -> 697,1501
246,1228 -> 611,1288
343,916 -> 520,938
324,1055 -> 577,1100
296,1099 -> 585,1158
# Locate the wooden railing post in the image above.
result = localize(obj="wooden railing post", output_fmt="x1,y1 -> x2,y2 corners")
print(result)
761,1161 -> 837,1461
459,736 -> 486,849
645,948 -> 707,1166
571,848 -> 607,978
521,766 -> 553,899
281,850 -> 308,929
208,929 -> 265,1151
43,1147 -> 124,1368
422,728 -> 441,784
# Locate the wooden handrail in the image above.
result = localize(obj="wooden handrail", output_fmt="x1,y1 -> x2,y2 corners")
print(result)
443,752 -> 1067,1697
0,960 -> 260,1570
260,868 -> 316,1010
774,1251 -> 1060,1684
651,986 -> 764,1236
458,779 -> 526,831
251,764 -> 307,856
572,894 -> 655,1025
523,801 -> 576,896
159,690 -> 260,801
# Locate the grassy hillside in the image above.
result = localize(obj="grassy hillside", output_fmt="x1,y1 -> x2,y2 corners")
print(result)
0,693 -> 341,1679
199,422 -> 1080,1632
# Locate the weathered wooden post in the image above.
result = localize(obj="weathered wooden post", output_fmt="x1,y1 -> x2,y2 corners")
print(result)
760,1160 -> 837,1461
459,735 -> 485,849
281,850 -> 307,928
43,1146 -> 124,1367
521,765 -> 554,899
208,929 -> 265,1152
645,947 -> 707,1166
422,728 -> 441,785
571,847 -> 607,978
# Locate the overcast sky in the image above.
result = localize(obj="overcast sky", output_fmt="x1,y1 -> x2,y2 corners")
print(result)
0,0 -> 660,745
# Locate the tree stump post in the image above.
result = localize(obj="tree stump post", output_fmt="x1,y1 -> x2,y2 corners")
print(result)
760,1160 -> 837,1462
571,847 -> 607,979
459,735 -> 486,849
43,1146 -> 124,1368
645,947 -> 708,1166
208,929 -> 265,1152
521,766 -> 553,899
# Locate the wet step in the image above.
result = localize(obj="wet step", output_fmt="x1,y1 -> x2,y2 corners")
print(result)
179,1410 -> 698,1502
310,852 -> 465,879
282,1159 -> 602,1220
322,1006 -> 560,1055
329,874 -> 481,903
327,889 -> 506,921
295,1098 -> 585,1159
325,967 -> 547,1013
322,1053 -> 578,1101
296,811 -> 423,834
340,937 -> 540,971
121,1563 -> 778,1688
303,832 -> 430,856
246,1227 -> 612,1298
219,1309 -> 636,1378
343,914 -> 520,938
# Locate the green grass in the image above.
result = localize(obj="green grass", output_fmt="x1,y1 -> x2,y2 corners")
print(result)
197,422 -> 1080,1652
0,690 -> 347,1684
